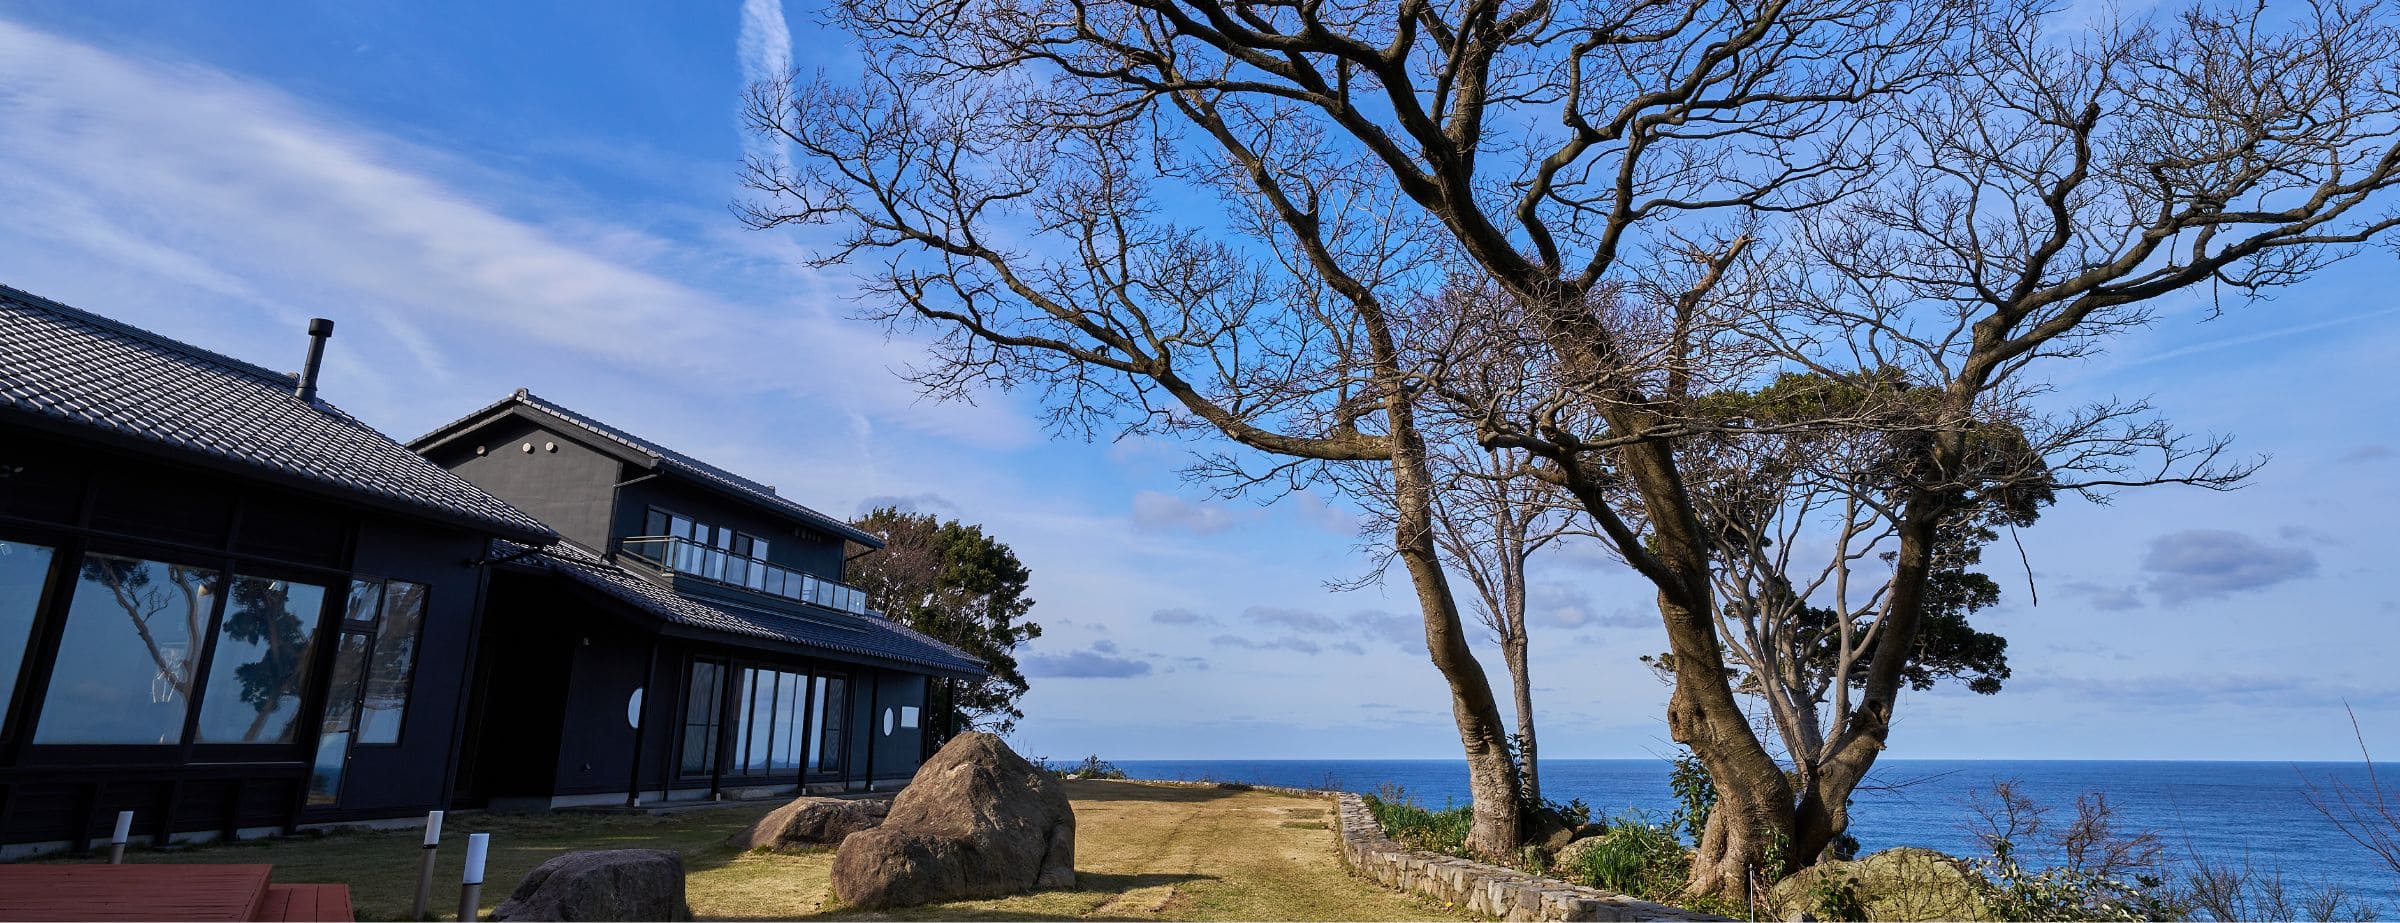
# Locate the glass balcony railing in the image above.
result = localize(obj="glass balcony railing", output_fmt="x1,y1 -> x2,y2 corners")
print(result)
618,536 -> 872,616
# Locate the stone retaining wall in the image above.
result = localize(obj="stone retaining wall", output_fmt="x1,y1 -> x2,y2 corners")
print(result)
1333,793 -> 1729,922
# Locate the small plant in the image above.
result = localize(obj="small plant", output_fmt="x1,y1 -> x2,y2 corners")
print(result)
1964,781 -> 2185,922
2182,854 -> 2376,922
1035,754 -> 1127,779
1668,747 -> 1716,846
1809,872 -> 1869,922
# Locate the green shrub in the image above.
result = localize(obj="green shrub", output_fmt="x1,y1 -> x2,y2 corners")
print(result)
1563,811 -> 1691,901
1363,784 -> 1475,857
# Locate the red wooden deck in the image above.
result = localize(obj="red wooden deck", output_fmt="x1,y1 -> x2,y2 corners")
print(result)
0,864 -> 353,922
254,884 -> 354,923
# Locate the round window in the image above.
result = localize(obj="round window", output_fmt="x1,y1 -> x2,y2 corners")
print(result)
626,687 -> 644,729
882,707 -> 896,736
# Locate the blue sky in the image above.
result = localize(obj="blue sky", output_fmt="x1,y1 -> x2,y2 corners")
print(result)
2,1 -> 2394,763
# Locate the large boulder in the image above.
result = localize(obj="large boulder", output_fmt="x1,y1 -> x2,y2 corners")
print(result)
1552,835 -> 1608,877
728,796 -> 891,850
830,732 -> 1076,909
1764,847 -> 1993,922
490,849 -> 690,922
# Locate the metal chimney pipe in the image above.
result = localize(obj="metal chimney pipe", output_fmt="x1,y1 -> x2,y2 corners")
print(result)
296,318 -> 334,403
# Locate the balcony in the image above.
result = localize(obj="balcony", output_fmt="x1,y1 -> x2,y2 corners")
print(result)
618,536 -> 872,616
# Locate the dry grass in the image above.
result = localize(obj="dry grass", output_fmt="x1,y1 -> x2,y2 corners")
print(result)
37,780 -> 1469,922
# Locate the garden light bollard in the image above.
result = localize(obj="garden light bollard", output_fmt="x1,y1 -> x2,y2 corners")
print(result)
412,810 -> 444,920
107,811 -> 132,864
458,832 -> 489,922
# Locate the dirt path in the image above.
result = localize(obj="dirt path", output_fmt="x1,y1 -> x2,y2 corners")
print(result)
693,780 -> 1470,921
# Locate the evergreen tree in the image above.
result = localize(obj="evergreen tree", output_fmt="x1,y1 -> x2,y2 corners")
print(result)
849,506 -> 1040,733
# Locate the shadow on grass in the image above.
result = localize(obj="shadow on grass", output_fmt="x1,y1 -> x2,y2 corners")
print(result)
1057,780 -> 1272,803
707,872 -> 1221,922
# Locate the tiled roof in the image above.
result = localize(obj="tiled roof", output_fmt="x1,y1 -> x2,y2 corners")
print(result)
503,540 -> 985,678
422,390 -> 881,548
0,284 -> 556,541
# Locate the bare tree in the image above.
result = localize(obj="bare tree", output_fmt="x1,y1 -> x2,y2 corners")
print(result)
737,64 -> 1541,851
1345,434 -> 1578,808
2305,709 -> 2400,886
1431,441 -> 1578,807
742,0 -> 2400,893
1332,281 -> 1587,810
1697,2 -> 2400,888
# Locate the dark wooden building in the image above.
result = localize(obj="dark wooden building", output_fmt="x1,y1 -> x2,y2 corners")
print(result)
0,285 -> 560,855
412,391 -> 982,809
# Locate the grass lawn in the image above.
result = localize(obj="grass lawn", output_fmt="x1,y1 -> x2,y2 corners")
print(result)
41,780 -> 1470,922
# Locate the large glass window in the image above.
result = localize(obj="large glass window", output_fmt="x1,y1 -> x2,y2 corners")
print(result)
358,582 -> 426,743
680,660 -> 724,777
775,674 -> 805,771
810,675 -> 846,774
726,668 -> 814,777
745,671 -> 777,772
35,553 -> 220,745
307,633 -> 371,805
313,579 -> 430,747
715,666 -> 820,771
194,575 -> 328,743
0,540 -> 57,726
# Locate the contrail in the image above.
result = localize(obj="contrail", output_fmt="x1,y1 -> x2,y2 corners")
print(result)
737,0 -> 794,169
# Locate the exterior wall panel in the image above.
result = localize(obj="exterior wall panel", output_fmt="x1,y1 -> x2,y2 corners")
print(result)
430,419 -> 623,553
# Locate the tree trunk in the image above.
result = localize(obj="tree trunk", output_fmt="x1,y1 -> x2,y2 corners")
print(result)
1492,281 -> 1796,896
1787,473 -> 1953,864
1378,340 -> 1524,859
1504,634 -> 1538,805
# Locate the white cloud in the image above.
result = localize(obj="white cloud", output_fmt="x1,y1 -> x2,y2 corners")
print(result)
0,17 -> 1028,447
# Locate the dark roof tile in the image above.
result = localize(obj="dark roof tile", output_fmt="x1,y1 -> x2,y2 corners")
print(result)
0,284 -> 556,541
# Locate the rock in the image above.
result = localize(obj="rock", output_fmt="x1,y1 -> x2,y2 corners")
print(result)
1552,836 -> 1606,879
728,796 -> 890,850
831,732 -> 1076,910
490,849 -> 690,922
1765,847 -> 1992,922
1568,821 -> 1608,842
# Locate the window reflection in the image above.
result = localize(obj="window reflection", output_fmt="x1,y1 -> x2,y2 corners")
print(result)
810,675 -> 846,774
358,582 -> 426,743
36,553 -> 220,745
307,633 -> 371,805
194,575 -> 327,743
776,673 -> 804,771
0,541 -> 56,725
681,661 -> 723,777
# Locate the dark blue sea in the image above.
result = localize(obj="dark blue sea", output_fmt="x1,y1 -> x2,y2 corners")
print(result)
1115,759 -> 2399,912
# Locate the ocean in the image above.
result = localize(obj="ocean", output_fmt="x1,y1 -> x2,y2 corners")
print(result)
1113,758 -> 2399,912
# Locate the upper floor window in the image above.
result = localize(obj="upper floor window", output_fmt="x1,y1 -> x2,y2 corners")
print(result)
632,508 -> 869,615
